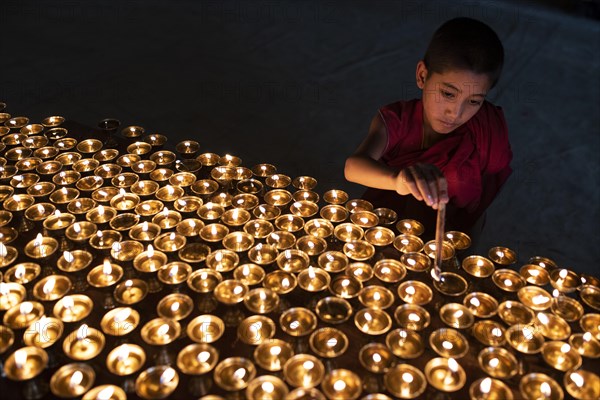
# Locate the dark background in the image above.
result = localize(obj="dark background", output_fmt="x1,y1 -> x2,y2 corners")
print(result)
2,0 -> 599,274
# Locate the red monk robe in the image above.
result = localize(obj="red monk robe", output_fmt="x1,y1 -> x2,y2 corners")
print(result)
363,99 -> 512,239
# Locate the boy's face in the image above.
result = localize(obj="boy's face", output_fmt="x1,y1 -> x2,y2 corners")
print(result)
416,61 -> 493,134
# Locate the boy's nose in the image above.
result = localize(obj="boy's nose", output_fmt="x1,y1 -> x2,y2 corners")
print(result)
446,103 -> 463,121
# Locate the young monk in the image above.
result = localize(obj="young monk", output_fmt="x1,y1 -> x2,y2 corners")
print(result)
345,17 -> 512,240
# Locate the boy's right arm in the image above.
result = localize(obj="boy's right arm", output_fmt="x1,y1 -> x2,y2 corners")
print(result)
344,113 -> 448,209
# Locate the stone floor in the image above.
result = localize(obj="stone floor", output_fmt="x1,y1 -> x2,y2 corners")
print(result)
2,0 -> 599,274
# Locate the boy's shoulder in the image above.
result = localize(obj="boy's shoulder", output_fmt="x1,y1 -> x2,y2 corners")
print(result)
467,100 -> 508,134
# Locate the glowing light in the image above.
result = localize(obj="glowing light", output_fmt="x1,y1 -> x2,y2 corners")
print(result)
480,377 -> 492,394
333,380 -> 346,391
69,371 -> 83,388
160,367 -> 176,385
14,349 -> 27,369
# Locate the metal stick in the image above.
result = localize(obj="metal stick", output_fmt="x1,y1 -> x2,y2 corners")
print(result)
432,202 -> 446,281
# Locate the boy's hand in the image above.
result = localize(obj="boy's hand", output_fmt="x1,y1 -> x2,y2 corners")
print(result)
395,163 -> 449,209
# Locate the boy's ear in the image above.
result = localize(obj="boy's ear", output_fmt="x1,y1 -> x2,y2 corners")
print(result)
416,61 -> 428,89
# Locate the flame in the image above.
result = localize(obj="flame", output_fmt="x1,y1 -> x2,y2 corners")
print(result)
503,279 -> 513,287
372,353 -> 382,362
373,291 -> 381,301
408,313 -> 420,322
470,297 -> 481,307
159,367 -> 176,385
333,380 -> 346,391
157,324 -> 170,336
14,349 -> 27,369
97,204 -> 105,215
0,242 -> 7,258
147,245 -> 154,257
559,269 -> 568,279
20,302 -> 33,314
281,278 -> 290,288
73,223 -> 81,234
77,324 -> 88,340
402,372 -> 414,383
480,377 -> 492,394
496,250 -> 505,259
0,283 -> 7,296
442,341 -> 454,350
454,310 -> 464,319
197,351 -> 211,363
448,358 -> 458,372
405,286 -> 416,296
114,308 -> 131,323
42,277 -> 56,295
15,264 -> 26,279
560,343 -> 571,353
489,357 -> 500,368
62,296 -> 74,310
97,387 -> 114,400
233,367 -> 246,380
327,338 -> 338,348
537,312 -> 550,325
570,372 -> 584,388
117,344 -> 130,362
103,259 -> 112,275
492,328 -> 503,337
532,295 -> 549,305
540,382 -> 551,396
261,382 -> 275,393
170,301 -> 180,313
34,233 -> 43,247
583,332 -> 593,341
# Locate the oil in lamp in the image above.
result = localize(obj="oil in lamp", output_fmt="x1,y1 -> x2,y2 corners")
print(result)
433,272 -> 468,296
279,307 -> 318,337
563,370 -> 600,400
319,204 -> 348,223
519,373 -> 563,400
498,300 -> 535,325
320,369 -> 362,400
309,327 -> 349,359
53,294 -> 93,323
265,173 -> 291,189
551,288 -> 584,321
4,346 -> 49,399
383,363 -> 427,399
253,339 -> 294,372
345,262 -> 374,282
100,307 -> 140,337
32,275 -> 72,302
550,268 -> 580,293
462,292 -> 498,318
386,328 -> 425,359
393,304 -> 430,331
157,293 -> 194,321
23,316 -> 64,349
477,346 -> 518,380
237,315 -> 276,345
4,262 -> 41,285
397,281 -> 433,306
359,285 -> 395,309
461,255 -> 495,278
328,274 -> 362,299
113,279 -> 149,305
140,318 -> 181,365
298,267 -> 331,293
541,341 -> 582,371
186,315 -> 225,344
313,296 -> 352,325
266,230 -> 296,249
243,287 -> 280,314
506,324 -> 545,354
187,269 -> 223,294
439,303 -> 475,329
393,234 -> 424,253
283,354 -> 325,389
469,377 -> 514,400
82,385 -> 127,400
535,312 -> 571,340
135,366 -> 179,400
0,282 -> 25,310
213,357 -> 255,392
424,357 -> 466,392
247,243 -> 278,267
289,200 -> 319,218
373,258 -> 407,283
3,301 -> 44,329
354,308 -> 392,335
569,332 -> 600,358
429,328 -> 469,358
62,324 -> 105,361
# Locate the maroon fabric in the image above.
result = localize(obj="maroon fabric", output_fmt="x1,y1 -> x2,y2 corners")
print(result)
364,99 -> 512,234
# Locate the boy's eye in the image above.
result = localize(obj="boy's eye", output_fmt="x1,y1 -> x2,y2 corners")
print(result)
441,90 -> 455,99
469,99 -> 482,106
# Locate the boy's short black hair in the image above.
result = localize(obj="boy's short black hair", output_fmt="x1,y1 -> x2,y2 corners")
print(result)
423,17 -> 504,88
